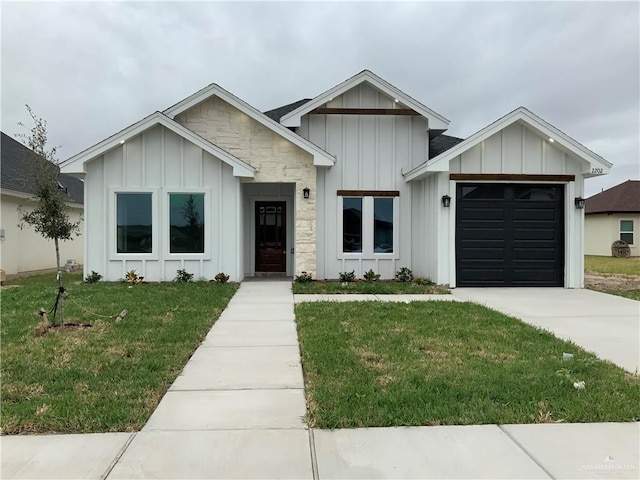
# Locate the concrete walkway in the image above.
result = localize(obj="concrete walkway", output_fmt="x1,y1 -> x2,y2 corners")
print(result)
2,283 -> 639,479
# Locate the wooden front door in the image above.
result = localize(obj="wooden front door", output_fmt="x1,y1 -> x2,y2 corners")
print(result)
255,202 -> 287,272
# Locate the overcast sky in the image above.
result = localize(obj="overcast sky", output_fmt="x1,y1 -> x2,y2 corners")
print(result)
2,1 -> 638,196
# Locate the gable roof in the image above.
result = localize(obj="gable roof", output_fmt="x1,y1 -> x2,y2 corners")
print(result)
279,70 -> 450,130
1,132 -> 84,205
585,180 -> 640,214
403,107 -> 613,182
163,84 -> 335,166
60,112 -> 256,178
264,98 -> 311,122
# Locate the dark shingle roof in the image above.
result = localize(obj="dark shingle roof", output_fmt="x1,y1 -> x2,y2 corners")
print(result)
585,180 -> 640,214
263,99 -> 312,122
429,134 -> 465,159
1,132 -> 84,205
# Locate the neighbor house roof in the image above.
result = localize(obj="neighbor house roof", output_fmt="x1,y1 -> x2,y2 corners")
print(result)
1,132 -> 84,205
163,84 -> 335,166
279,70 -> 450,131
403,107 -> 613,182
60,112 -> 256,178
585,180 -> 640,214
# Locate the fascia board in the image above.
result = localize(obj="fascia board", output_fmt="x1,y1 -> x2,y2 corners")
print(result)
163,84 -> 335,166
281,70 -> 450,130
60,112 -> 256,178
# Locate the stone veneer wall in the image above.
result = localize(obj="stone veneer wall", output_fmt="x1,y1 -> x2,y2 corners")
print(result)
175,97 -> 317,276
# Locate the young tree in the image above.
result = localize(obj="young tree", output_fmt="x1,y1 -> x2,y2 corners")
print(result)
17,105 -> 81,323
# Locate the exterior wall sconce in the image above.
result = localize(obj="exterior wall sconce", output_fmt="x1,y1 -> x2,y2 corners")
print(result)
303,187 -> 310,199
441,195 -> 451,208
574,197 -> 585,209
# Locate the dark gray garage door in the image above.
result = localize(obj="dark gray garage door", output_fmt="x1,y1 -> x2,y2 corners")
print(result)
456,183 -> 564,286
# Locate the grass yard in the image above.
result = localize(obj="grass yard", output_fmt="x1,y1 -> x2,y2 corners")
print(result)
1,276 -> 237,435
296,301 -> 640,428
584,255 -> 640,276
584,256 -> 640,300
292,280 -> 449,295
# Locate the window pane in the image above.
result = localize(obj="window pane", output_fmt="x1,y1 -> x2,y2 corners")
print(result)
170,194 -> 205,253
461,185 -> 505,199
620,220 -> 634,232
514,185 -> 559,201
117,193 -> 152,253
374,198 -> 393,253
343,197 -> 362,253
620,232 -> 634,245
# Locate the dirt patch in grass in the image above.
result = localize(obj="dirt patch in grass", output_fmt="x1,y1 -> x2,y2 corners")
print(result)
585,271 -> 640,290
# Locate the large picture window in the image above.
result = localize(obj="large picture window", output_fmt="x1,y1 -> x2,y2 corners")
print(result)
340,192 -> 398,256
620,220 -> 634,245
170,193 -> 205,253
117,193 -> 152,253
343,198 -> 362,253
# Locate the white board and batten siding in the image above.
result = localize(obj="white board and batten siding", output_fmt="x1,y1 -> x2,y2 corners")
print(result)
440,122 -> 586,288
84,125 -> 242,282
298,83 -> 429,279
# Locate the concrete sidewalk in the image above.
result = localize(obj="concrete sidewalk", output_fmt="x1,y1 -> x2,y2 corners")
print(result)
2,283 -> 639,479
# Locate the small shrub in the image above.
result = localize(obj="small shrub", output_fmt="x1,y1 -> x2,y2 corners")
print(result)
84,271 -> 102,284
338,270 -> 356,283
174,269 -> 194,283
125,269 -> 143,284
395,267 -> 413,282
295,271 -> 313,283
413,276 -> 433,286
214,272 -> 230,284
362,269 -> 380,282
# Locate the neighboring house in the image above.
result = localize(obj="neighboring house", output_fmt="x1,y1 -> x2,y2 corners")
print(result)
1,132 -> 84,276
60,70 -> 611,287
585,180 -> 640,257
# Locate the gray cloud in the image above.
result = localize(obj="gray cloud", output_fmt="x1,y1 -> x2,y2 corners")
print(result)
2,1 -> 638,196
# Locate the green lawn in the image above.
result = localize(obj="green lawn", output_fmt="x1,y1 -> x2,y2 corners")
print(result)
585,255 -> 640,276
296,301 -> 640,428
1,278 -> 237,435
292,280 -> 449,295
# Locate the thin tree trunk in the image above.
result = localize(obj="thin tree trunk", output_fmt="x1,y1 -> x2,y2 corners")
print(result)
55,237 -> 64,325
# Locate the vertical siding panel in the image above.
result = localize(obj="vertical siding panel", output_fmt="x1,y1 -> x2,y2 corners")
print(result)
144,126 -> 162,186
163,129 -> 182,188
86,157 -> 104,277
182,141 -> 201,186
545,142 -> 564,174
503,124 -> 522,174
377,117 -> 394,190
124,136 -> 143,186
308,115 -> 326,150
343,116 -> 359,189
360,116 -> 376,187
105,147 -> 124,186
461,144 -> 482,173
484,132 -> 502,173
524,129 -> 543,174
411,117 -> 427,170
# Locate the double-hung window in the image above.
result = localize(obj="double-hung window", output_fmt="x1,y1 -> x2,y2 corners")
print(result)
620,220 -> 634,245
339,191 -> 399,257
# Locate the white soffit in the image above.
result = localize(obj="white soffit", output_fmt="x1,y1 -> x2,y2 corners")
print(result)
280,69 -> 450,130
163,83 -> 335,166
60,112 -> 256,178
403,107 -> 612,182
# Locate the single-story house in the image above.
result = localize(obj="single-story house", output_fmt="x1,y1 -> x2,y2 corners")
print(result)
60,70 -> 611,287
585,180 -> 639,257
1,132 -> 84,276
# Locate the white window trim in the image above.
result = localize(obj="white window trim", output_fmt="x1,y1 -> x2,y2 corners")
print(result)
620,220 -> 634,245
164,188 -> 212,260
337,196 -> 400,260
109,187 -> 159,261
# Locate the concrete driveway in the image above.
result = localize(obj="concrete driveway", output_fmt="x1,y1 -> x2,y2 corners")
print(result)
452,288 -> 640,374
